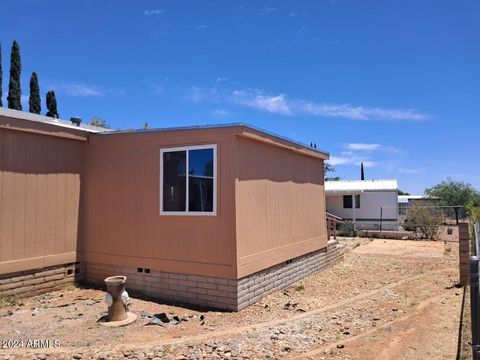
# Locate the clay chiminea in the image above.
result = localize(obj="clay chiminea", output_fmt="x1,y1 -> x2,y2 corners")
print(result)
104,275 -> 128,322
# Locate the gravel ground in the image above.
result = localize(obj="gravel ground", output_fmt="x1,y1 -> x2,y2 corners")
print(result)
0,238 -> 462,359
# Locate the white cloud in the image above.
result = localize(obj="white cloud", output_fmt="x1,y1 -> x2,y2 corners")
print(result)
211,109 -> 233,117
328,155 -> 377,167
187,87 -> 428,121
257,6 -> 277,15
50,81 -> 104,97
398,167 -> 425,174
151,84 -> 164,94
232,91 -> 291,115
298,101 -> 425,121
328,156 -> 350,166
188,86 -> 220,103
144,9 -> 164,16
195,24 -> 207,31
344,143 -> 381,151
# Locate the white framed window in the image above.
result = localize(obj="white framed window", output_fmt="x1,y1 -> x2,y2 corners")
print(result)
160,144 -> 217,216
343,194 -> 360,209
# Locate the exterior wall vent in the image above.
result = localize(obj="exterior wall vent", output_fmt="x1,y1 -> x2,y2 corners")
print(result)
70,117 -> 82,126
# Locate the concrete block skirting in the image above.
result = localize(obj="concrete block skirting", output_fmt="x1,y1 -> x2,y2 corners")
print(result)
85,240 -> 345,311
0,263 -> 84,298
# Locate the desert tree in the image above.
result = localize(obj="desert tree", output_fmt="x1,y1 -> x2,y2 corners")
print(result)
324,163 -> 340,181
426,178 -> 480,224
29,72 -> 41,114
89,116 -> 110,128
45,90 -> 59,118
7,40 -> 22,110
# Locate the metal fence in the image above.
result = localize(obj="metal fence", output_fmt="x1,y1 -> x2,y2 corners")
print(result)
470,220 -> 480,359
333,205 -> 465,238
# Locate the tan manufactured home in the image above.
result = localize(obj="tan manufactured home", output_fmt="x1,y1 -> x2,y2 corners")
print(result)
0,108 -> 344,310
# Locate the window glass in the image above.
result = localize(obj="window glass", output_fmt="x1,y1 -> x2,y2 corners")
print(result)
188,148 -> 214,212
355,194 -> 361,208
162,151 -> 186,211
343,195 -> 352,209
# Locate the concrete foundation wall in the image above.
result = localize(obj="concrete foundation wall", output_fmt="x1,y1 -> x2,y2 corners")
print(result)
237,240 -> 344,309
86,262 -> 238,310
0,263 -> 84,298
86,240 -> 345,311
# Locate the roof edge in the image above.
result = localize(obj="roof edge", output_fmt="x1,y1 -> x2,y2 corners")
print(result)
0,108 -> 329,157
99,122 -> 330,157
0,107 -> 111,133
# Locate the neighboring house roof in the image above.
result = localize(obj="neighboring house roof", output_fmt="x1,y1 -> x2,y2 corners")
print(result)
0,107 -> 112,133
398,195 -> 426,203
398,195 -> 437,203
325,179 -> 398,193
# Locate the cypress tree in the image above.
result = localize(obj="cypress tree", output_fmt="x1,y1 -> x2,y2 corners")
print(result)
29,72 -> 41,114
7,40 -> 22,110
0,44 -> 3,107
45,90 -> 59,118
361,162 -> 365,180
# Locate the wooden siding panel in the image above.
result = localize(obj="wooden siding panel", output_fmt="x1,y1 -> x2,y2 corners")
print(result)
35,140 -> 47,259
0,128 -> 84,274
0,131 -> 16,262
84,129 -> 238,279
24,137 -> 38,259
12,133 -> 27,260
44,141 -> 57,257
55,147 -> 67,255
235,137 -> 327,277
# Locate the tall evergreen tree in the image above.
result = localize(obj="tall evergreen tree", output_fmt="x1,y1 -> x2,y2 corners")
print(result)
29,72 -> 41,114
361,162 -> 365,180
7,40 -> 22,110
45,90 -> 59,118
0,44 -> 3,107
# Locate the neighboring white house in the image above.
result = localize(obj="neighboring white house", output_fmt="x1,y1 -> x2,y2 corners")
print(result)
398,195 -> 433,214
325,179 -> 399,231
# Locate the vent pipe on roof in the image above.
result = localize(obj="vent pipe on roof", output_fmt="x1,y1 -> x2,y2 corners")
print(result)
70,117 -> 82,126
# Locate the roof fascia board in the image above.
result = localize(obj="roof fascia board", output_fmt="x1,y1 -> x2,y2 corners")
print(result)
325,189 -> 398,194
0,107 -> 107,133
237,127 -> 329,160
0,117 -> 88,141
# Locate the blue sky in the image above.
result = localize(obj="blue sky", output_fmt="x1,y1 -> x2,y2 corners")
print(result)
1,0 -> 479,193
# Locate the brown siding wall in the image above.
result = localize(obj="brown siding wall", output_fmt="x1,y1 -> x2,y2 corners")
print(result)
235,136 -> 327,277
0,127 -> 84,275
0,117 -> 330,303
84,128 -> 238,279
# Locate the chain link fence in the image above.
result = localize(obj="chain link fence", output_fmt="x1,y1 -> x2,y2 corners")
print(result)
334,205 -> 465,240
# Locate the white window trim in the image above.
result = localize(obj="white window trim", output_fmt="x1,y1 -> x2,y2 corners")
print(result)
160,144 -> 217,216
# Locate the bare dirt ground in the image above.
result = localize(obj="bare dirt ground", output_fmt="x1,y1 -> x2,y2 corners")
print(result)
0,238 -> 465,360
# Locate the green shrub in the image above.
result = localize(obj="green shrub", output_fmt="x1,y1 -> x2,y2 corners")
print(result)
466,203 -> 480,221
404,205 -> 442,239
0,295 -> 16,309
294,284 -> 305,291
338,222 -> 354,237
